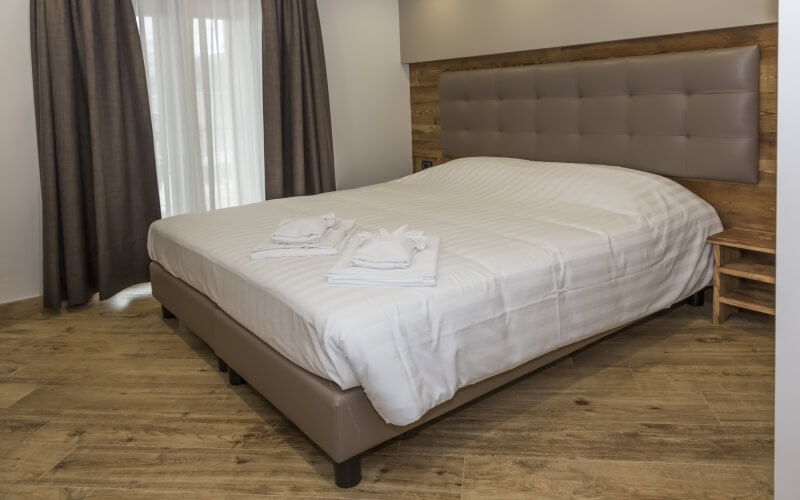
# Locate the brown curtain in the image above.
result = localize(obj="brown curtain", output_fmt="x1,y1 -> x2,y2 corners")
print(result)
261,0 -> 336,199
30,0 -> 161,309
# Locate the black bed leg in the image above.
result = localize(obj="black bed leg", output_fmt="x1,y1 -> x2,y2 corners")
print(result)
334,455 -> 361,488
217,357 -> 229,373
161,305 -> 176,319
228,367 -> 245,385
687,289 -> 705,307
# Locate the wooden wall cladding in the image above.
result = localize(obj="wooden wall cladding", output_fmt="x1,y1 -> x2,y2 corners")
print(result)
409,24 -> 777,232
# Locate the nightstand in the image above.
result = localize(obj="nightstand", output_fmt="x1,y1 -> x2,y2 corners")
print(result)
707,228 -> 776,325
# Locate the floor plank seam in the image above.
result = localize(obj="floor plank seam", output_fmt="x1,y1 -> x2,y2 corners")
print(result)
30,443 -> 80,486
628,365 -> 644,391
695,390 -> 776,396
386,453 -> 774,468
439,453 -> 775,469
78,487 -> 97,498
36,483 -> 319,499
700,393 -> 724,425
460,455 -> 466,500
20,443 -> 303,453
404,419 -> 768,427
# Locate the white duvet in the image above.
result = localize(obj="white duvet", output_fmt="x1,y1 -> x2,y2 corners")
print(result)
147,157 -> 722,425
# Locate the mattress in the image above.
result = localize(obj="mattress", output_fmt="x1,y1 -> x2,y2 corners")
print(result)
147,157 -> 722,425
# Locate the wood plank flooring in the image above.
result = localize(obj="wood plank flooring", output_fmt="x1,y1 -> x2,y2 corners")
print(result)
0,285 -> 774,498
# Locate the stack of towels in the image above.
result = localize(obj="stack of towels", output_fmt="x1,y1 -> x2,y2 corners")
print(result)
327,225 -> 439,287
251,213 -> 355,259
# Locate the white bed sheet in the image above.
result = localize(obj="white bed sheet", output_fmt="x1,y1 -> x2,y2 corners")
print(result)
147,157 -> 722,425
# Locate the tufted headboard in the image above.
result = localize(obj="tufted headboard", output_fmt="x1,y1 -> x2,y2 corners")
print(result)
440,46 -> 760,184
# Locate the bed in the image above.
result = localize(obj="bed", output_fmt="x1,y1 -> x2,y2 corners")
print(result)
148,45 -> 759,487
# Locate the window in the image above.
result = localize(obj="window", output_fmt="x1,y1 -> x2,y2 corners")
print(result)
134,0 -> 264,216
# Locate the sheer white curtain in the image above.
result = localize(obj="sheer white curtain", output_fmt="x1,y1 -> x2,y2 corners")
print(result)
133,0 -> 264,216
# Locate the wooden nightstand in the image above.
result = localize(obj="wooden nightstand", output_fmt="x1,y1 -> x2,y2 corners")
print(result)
707,228 -> 776,324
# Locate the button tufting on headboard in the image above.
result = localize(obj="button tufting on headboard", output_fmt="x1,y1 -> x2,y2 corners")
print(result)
440,46 -> 760,184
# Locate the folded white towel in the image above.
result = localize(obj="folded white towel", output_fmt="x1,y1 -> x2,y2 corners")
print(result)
327,236 -> 440,287
271,213 -> 336,244
351,226 -> 428,270
251,220 -> 356,259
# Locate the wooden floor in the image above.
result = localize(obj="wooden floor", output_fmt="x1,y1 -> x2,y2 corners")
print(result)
0,286 -> 774,499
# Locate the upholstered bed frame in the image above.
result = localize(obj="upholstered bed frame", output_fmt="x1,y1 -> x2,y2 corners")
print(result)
150,46 -> 759,488
151,261 -> 638,486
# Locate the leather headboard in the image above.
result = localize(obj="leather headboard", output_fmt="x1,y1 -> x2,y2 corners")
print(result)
440,46 -> 760,184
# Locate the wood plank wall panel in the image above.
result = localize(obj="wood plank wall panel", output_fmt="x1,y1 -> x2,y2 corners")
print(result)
409,24 -> 777,232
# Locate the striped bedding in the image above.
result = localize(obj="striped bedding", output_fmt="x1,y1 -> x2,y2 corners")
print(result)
147,157 -> 722,425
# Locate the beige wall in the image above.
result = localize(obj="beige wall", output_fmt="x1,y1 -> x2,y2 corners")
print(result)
399,0 -> 778,63
0,0 -> 42,304
317,0 -> 412,190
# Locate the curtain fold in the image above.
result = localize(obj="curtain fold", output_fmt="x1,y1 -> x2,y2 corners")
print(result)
261,0 -> 335,199
30,0 -> 161,308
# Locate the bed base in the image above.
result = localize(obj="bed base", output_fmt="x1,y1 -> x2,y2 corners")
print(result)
151,262 -> 701,488
686,289 -> 705,307
161,305 -> 176,319
228,368 -> 246,386
334,456 -> 362,489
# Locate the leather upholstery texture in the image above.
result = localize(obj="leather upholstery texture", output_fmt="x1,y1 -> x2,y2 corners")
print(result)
150,261 -> 626,462
440,46 -> 760,184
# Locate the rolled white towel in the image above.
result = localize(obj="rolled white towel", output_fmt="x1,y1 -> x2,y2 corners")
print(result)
271,213 -> 336,244
351,226 -> 428,269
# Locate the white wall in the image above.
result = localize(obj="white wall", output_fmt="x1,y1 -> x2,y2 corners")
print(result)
775,2 -> 800,497
317,0 -> 412,190
0,0 -> 42,304
399,0 -> 778,63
